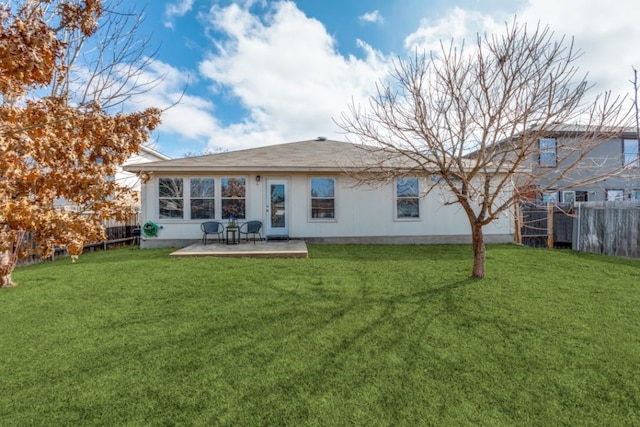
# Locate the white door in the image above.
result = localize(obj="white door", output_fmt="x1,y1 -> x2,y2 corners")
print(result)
266,179 -> 289,237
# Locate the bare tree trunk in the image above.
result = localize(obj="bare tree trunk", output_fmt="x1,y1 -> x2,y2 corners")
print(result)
0,230 -> 24,288
0,259 -> 15,287
471,224 -> 486,278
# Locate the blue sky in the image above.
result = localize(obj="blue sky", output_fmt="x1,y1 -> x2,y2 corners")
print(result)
127,0 -> 640,158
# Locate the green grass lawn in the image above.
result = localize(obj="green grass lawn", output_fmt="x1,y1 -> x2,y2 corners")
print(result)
2,244 -> 640,426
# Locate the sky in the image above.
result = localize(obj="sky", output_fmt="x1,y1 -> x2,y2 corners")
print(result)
125,0 -> 640,158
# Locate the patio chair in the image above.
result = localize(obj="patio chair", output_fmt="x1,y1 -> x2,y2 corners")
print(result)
200,221 -> 224,245
238,220 -> 263,243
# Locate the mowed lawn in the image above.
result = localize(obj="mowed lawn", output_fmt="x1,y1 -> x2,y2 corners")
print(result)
2,244 -> 640,426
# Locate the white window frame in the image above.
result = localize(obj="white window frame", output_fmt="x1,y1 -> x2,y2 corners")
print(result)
155,176 -> 248,221
220,177 -> 247,220
309,177 -> 336,221
395,177 -> 421,220
562,191 -> 575,204
190,177 -> 216,220
606,189 -> 624,201
623,139 -> 640,167
539,138 -> 557,167
541,191 -> 558,205
158,177 -> 184,219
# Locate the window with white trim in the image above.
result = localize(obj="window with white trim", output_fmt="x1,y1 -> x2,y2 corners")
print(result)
310,177 -> 335,219
541,191 -> 558,205
623,139 -> 639,167
221,177 -> 246,219
562,191 -> 575,204
606,189 -> 624,201
190,178 -> 215,219
539,138 -> 557,167
396,177 -> 420,219
159,177 -> 184,219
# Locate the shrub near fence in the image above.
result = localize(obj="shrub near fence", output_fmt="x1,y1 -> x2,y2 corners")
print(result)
574,201 -> 640,258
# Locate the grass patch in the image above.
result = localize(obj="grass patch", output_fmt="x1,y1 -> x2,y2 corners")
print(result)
2,244 -> 640,425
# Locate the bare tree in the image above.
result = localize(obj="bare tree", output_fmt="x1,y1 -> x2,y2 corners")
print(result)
338,20 -> 632,278
632,67 -> 640,141
48,0 -> 161,108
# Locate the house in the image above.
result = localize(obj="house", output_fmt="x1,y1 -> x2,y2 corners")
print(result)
517,125 -> 639,203
118,145 -> 171,194
54,145 -> 170,211
124,139 -> 514,249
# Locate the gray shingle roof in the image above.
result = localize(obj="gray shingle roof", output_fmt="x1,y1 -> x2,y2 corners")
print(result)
123,139 -> 389,173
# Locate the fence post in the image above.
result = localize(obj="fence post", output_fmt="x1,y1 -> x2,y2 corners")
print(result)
547,203 -> 554,249
514,202 -> 522,244
575,203 -> 581,252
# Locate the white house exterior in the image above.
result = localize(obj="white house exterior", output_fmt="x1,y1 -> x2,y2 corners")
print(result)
118,145 -> 171,193
54,145 -> 170,211
124,139 -> 515,248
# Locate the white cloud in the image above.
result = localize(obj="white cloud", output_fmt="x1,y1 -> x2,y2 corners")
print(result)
359,10 -> 384,24
404,7 -> 504,54
517,0 -> 640,98
197,1 -> 391,151
122,59 -> 220,152
164,0 -> 195,29
404,1 -> 640,101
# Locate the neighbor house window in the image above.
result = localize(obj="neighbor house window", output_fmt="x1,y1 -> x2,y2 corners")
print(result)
221,177 -> 246,219
159,177 -> 184,219
606,189 -> 624,201
310,177 -> 335,219
562,191 -> 575,204
575,191 -> 588,202
539,138 -> 557,167
630,189 -> 640,200
623,139 -> 639,167
541,192 -> 558,205
190,178 -> 215,219
396,177 -> 420,219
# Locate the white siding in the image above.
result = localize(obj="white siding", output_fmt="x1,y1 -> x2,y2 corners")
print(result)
138,172 -> 514,247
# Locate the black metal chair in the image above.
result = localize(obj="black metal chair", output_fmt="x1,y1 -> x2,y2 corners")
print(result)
238,221 -> 263,243
200,221 -> 224,245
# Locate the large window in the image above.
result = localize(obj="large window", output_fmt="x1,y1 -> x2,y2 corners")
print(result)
190,178 -> 215,219
623,139 -> 639,167
159,178 -> 184,219
539,138 -> 557,167
221,178 -> 246,219
310,177 -> 335,219
606,189 -> 624,201
396,177 -> 420,219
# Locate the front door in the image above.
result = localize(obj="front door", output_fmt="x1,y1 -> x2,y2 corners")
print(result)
266,180 -> 289,237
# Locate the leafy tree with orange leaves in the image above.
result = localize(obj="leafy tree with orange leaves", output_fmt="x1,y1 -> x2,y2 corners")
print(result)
0,0 -> 161,287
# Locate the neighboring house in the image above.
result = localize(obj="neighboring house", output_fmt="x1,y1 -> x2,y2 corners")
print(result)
55,145 -> 170,211
123,139 -> 514,249
519,125 -> 639,203
118,145 -> 171,194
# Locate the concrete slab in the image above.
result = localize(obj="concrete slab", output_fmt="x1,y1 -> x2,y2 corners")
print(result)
169,239 -> 308,259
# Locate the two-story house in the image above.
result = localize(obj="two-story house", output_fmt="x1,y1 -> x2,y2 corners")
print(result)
530,125 -> 639,203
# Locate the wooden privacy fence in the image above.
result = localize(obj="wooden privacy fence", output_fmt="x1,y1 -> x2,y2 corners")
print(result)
517,201 -> 640,259
19,213 -> 141,265
574,201 -> 640,258
516,202 -> 573,249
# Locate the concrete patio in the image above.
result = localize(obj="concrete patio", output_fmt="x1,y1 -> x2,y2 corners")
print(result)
169,239 -> 308,259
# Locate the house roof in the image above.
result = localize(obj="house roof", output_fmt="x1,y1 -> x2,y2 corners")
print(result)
123,139 -> 398,173
140,145 -> 171,161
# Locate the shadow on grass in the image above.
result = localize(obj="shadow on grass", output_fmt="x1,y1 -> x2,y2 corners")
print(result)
219,277 -> 484,424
